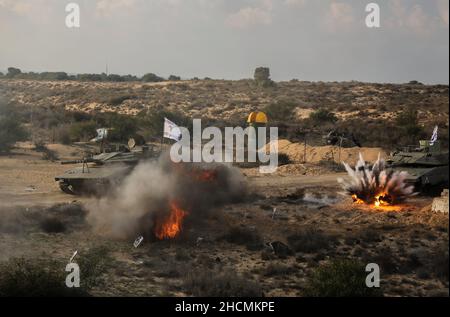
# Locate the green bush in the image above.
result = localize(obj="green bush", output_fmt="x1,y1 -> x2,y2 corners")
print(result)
395,109 -> 423,144
183,268 -> 263,297
168,75 -> 181,81
142,73 -> 164,83
309,108 -> 338,124
0,257 -> 88,297
220,226 -> 263,251
69,121 -> 97,142
263,100 -> 296,122
0,104 -> 28,152
96,113 -> 138,142
287,228 -> 337,253
303,259 -> 383,297
76,246 -> 113,288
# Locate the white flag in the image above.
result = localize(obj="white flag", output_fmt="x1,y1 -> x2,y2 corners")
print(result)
163,118 -> 182,141
90,128 -> 108,143
430,125 -> 438,146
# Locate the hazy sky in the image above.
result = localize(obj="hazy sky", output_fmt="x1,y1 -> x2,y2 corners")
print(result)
0,0 -> 448,83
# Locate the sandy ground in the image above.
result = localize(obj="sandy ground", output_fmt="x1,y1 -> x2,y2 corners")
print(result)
0,144 -> 448,297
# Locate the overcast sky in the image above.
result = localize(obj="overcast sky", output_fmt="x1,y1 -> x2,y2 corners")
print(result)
0,0 -> 448,83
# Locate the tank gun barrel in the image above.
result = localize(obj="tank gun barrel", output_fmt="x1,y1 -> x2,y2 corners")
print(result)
61,158 -> 101,165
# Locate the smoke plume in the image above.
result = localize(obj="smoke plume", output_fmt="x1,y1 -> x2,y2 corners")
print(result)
338,153 -> 415,205
86,155 -> 246,239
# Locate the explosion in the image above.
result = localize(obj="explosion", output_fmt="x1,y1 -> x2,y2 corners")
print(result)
153,201 -> 188,240
338,153 -> 415,207
86,156 -> 245,240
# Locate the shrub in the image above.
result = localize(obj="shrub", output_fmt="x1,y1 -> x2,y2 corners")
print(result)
363,246 -> 397,274
39,217 -> 66,233
168,75 -> 181,81
278,153 -> 291,166
0,257 -> 88,297
68,121 -> 97,142
34,141 -> 58,161
100,113 -> 138,142
0,104 -> 28,152
55,125 -> 72,145
431,242 -> 449,281
220,226 -> 263,251
287,228 -> 337,253
142,73 -> 164,83
7,67 -> 21,78
183,268 -> 263,297
263,100 -> 296,122
309,108 -> 338,124
76,246 -> 113,288
303,259 -> 383,297
262,263 -> 295,277
395,109 -> 423,144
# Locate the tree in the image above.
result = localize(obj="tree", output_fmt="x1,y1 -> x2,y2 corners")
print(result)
0,103 -> 28,152
142,73 -> 164,83
168,75 -> 181,81
7,67 -> 21,78
254,67 -> 274,87
107,74 -> 125,82
395,108 -> 423,143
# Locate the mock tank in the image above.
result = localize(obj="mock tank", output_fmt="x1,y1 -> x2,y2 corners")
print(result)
55,143 -> 159,195
386,140 -> 449,191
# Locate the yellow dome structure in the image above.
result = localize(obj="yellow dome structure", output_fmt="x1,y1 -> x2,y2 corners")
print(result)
247,112 -> 268,124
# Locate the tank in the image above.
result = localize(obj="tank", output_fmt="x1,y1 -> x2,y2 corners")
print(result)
55,143 -> 159,195
386,140 -> 449,191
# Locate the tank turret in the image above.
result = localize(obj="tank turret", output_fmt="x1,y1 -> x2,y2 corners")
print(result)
387,140 -> 448,191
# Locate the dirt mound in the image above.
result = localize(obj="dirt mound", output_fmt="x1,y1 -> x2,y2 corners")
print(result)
269,139 -> 387,165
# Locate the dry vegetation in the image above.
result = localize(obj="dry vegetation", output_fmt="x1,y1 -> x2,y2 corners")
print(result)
0,78 -> 448,297
0,78 -> 448,150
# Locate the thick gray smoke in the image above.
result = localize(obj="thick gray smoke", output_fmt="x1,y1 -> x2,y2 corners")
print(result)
338,153 -> 415,205
86,156 -> 246,239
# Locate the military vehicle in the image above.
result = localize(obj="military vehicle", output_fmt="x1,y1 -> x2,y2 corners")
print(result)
324,130 -> 361,148
55,140 -> 159,195
386,140 -> 449,191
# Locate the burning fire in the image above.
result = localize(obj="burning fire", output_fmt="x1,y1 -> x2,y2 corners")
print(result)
194,170 -> 218,182
339,153 -> 415,208
153,202 -> 188,240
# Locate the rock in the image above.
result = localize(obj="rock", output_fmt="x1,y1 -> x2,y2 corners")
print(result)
267,241 -> 294,258
432,189 -> 449,214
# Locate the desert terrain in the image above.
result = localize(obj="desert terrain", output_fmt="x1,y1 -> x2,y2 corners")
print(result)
0,78 -> 448,297
0,141 -> 448,297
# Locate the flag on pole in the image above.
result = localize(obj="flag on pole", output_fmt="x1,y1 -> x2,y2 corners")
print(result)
90,128 -> 108,143
163,118 -> 182,141
430,125 -> 438,146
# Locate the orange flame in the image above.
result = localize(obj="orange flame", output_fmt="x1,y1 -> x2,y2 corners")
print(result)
352,193 -> 399,210
154,202 -> 188,240
194,170 -> 218,182
352,195 -> 365,204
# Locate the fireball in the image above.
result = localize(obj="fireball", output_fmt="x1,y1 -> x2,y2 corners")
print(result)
339,153 -> 415,207
153,201 -> 188,240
